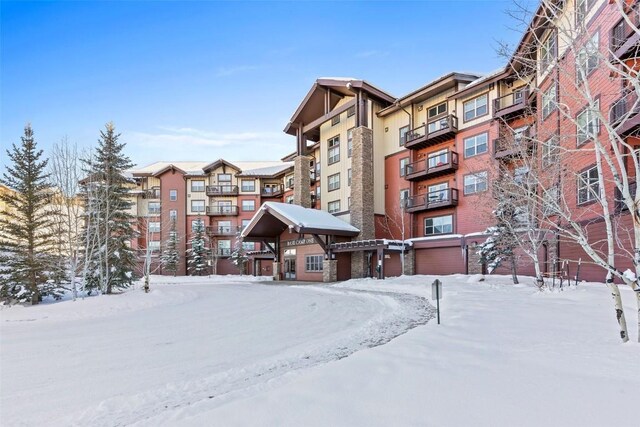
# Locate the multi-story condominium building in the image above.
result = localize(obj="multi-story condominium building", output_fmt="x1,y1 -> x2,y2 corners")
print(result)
126,160 -> 293,276
242,0 -> 639,283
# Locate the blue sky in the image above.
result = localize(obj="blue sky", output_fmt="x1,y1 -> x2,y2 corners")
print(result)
1,0 -> 532,169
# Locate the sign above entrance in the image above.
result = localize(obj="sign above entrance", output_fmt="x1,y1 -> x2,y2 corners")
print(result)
283,237 -> 317,247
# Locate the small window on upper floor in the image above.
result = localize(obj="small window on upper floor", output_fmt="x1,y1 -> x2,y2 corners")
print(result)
399,125 -> 409,146
463,94 -> 488,121
427,102 -> 447,119
540,32 -> 556,73
576,0 -> 596,26
347,106 -> 355,117
331,115 -> 340,126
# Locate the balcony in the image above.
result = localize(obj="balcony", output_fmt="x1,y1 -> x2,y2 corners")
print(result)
206,225 -> 241,236
610,90 -> 640,135
143,189 -> 160,199
261,185 -> 284,197
404,188 -> 459,213
404,115 -> 458,150
206,185 -> 238,196
206,205 -> 239,216
404,151 -> 459,182
610,3 -> 640,60
216,248 -> 232,257
493,89 -> 531,120
494,130 -> 536,160
310,170 -> 317,183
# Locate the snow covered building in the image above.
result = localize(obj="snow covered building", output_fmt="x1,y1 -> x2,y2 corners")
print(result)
265,0 -> 638,282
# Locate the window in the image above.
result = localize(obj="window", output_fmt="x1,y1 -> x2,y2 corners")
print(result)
543,186 -> 561,217
305,255 -> 324,272
169,209 -> 177,221
425,215 -> 453,236
348,196 -> 351,208
399,125 -> 410,146
542,136 -> 560,167
148,241 -> 161,251
348,168 -> 352,186
400,189 -> 410,208
576,32 -> 599,84
191,180 -> 205,192
328,136 -> 340,164
331,115 -> 340,126
428,102 -> 447,119
286,195 -> 294,204
218,220 -> 232,233
347,106 -> 355,117
315,161 -> 321,177
427,149 -> 449,168
347,128 -> 354,157
241,179 -> 255,192
328,200 -> 341,213
191,200 -> 205,213
464,172 -> 488,195
540,32 -> 556,72
241,199 -> 255,212
427,183 -> 449,203
169,190 -> 177,201
148,202 -> 160,215
218,240 -> 231,256
576,0 -> 596,24
242,219 -> 251,228
148,222 -> 160,233
577,100 -> 600,145
218,173 -> 232,182
400,157 -> 410,176
316,186 -> 321,199
328,173 -> 340,191
542,84 -> 557,119
463,133 -> 488,157
463,94 -> 488,121
286,175 -> 294,189
191,219 -> 204,232
578,166 -> 599,204
242,242 -> 256,251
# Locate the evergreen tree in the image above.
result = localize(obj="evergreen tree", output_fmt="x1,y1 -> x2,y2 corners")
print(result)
161,220 -> 180,276
80,122 -> 136,294
231,234 -> 249,275
187,218 -> 209,276
0,125 -> 63,304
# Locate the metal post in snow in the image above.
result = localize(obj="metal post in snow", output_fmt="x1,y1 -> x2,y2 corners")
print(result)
575,258 -> 581,287
432,279 -> 442,325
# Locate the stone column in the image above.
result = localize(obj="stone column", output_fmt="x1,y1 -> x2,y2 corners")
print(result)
403,249 -> 415,276
350,126 -> 375,278
323,259 -> 337,282
272,261 -> 281,281
293,155 -> 312,208
467,244 -> 484,275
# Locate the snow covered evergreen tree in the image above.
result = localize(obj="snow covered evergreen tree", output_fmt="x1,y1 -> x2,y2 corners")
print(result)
231,234 -> 249,275
187,218 -> 209,276
161,220 -> 180,276
80,123 -> 136,294
0,125 -> 63,304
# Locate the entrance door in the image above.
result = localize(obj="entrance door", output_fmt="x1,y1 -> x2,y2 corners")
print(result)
284,258 -> 296,280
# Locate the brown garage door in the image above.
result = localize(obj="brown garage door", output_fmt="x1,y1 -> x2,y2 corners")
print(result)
384,252 -> 402,277
415,247 -> 465,275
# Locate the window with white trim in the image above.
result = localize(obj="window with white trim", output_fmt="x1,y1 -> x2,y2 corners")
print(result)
428,102 -> 447,119
148,202 -> 161,215
241,179 -> 255,192
305,255 -> 324,272
427,149 -> 449,168
540,32 -> 556,72
218,173 -> 232,182
577,100 -> 600,145
463,94 -> 488,121
463,133 -> 488,157
148,222 -> 161,233
328,136 -> 340,164
400,189 -> 410,208
241,199 -> 255,212
576,0 -> 596,24
576,32 -> 599,84
191,180 -> 205,192
347,128 -> 354,157
148,241 -> 161,251
400,157 -> 410,176
542,136 -> 560,167
169,190 -> 177,201
542,84 -> 557,119
424,215 -> 453,236
577,166 -> 599,204
328,200 -> 340,213
399,125 -> 410,146
191,200 -> 205,213
169,209 -> 177,221
464,172 -> 488,195
328,173 -> 340,191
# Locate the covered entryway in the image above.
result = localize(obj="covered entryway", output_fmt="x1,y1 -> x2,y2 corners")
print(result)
329,239 -> 412,279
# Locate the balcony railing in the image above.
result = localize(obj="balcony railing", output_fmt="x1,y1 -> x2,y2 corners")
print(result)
261,185 -> 284,197
206,225 -> 241,236
610,90 -> 640,135
206,185 -> 238,196
610,3 -> 640,59
144,189 -> 161,199
404,115 -> 458,149
493,89 -> 530,119
405,188 -> 459,213
404,151 -> 459,181
216,248 -> 232,257
206,205 -> 239,216
494,129 -> 535,159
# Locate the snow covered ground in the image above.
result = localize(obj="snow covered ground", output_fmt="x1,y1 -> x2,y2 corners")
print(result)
1,274 -> 638,426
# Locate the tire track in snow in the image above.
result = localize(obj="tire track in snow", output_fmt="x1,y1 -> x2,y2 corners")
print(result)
65,287 -> 435,427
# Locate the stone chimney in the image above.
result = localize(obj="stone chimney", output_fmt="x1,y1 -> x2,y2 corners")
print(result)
293,155 -> 312,208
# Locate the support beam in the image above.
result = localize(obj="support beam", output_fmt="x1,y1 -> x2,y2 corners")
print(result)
302,99 -> 356,134
261,240 -> 276,256
311,234 -> 328,254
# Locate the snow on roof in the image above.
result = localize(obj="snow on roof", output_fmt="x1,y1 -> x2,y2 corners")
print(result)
462,67 -> 507,91
238,163 -> 294,177
318,76 -> 359,81
407,234 -> 464,243
129,160 -> 289,176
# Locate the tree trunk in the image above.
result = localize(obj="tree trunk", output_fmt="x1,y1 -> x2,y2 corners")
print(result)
510,256 -> 519,284
607,279 -> 629,343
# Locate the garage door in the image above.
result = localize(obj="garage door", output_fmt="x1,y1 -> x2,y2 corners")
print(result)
415,247 -> 465,275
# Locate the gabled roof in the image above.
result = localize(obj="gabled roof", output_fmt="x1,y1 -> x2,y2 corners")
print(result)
151,164 -> 187,177
237,163 -> 294,178
202,159 -> 240,173
242,202 -> 360,240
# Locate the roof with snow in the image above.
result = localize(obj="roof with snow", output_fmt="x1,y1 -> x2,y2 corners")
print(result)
128,160 -> 289,177
241,202 -> 360,240
237,163 -> 294,178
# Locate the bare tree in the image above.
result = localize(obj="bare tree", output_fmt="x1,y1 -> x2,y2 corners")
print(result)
376,197 -> 409,274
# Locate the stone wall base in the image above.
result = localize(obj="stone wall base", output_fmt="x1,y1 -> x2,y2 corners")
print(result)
272,262 -> 281,281
351,251 -> 369,279
323,259 -> 337,282
403,249 -> 415,276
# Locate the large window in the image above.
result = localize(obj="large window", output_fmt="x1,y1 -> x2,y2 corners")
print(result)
576,0 -> 596,24
578,166 -> 599,204
464,172 -> 488,195
576,33 -> 599,84
169,189 -> 177,201
191,200 -> 205,213
427,149 -> 449,168
542,84 -> 557,119
399,125 -> 410,146
347,128 -> 354,157
427,183 -> 449,202
328,200 -> 341,213
542,136 -> 560,167
424,215 -> 453,236
148,202 -> 161,215
577,100 -> 600,145
463,94 -> 488,121
241,199 -> 255,212
463,133 -> 488,158
305,255 -> 324,272
328,136 -> 340,164
540,32 -> 556,72
328,173 -> 340,191
218,173 -> 232,182
148,222 -> 161,233
241,179 -> 255,192
218,240 -> 231,256
400,157 -> 410,176
191,180 -> 205,192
